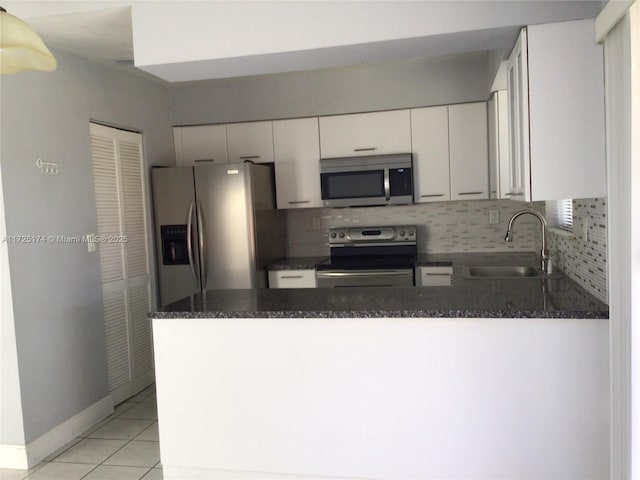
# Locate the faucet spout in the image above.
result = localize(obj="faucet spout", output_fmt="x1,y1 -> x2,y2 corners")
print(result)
504,209 -> 549,273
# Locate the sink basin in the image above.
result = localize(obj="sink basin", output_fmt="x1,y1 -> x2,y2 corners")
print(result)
462,265 -> 547,279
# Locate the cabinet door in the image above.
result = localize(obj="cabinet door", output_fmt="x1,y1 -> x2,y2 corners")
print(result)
174,125 -> 228,167
527,20 -> 605,200
273,118 -> 322,209
505,28 -> 531,201
268,270 -> 317,288
488,91 -> 511,199
449,102 -> 489,201
319,110 -> 411,158
410,106 -> 451,202
227,121 -> 274,164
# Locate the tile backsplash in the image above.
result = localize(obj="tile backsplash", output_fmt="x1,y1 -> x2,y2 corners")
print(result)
286,198 -> 608,305
547,198 -> 607,304
286,200 -> 542,256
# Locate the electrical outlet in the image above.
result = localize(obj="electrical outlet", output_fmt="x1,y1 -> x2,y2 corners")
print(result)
312,217 -> 321,231
489,209 -> 500,225
87,233 -> 96,253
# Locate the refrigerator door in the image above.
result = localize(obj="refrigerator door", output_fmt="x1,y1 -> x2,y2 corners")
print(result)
151,167 -> 201,306
194,164 -> 256,289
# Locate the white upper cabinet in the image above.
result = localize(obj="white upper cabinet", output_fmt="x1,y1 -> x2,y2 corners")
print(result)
272,117 -> 322,209
319,110 -> 411,158
227,121 -> 275,164
411,106 -> 451,202
488,90 -> 510,199
507,20 -> 606,201
174,125 -> 228,167
449,102 -> 489,200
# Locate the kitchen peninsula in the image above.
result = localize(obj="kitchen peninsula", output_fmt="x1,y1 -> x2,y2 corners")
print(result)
151,253 -> 609,480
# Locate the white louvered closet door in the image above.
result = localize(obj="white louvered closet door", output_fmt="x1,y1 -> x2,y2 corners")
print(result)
90,123 -> 154,405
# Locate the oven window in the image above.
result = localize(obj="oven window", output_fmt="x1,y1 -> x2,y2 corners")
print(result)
389,167 -> 413,197
321,170 -> 385,199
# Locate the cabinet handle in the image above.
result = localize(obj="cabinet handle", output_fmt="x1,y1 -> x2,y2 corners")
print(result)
424,273 -> 452,276
354,147 -> 377,152
194,159 -> 214,163
504,192 -> 520,197
458,191 -> 483,195
240,155 -> 261,160
280,275 -> 304,279
420,194 -> 445,198
288,200 -> 311,205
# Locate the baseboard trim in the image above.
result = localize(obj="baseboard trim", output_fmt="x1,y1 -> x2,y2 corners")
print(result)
163,466 -> 361,480
0,395 -> 114,470
0,444 -> 28,470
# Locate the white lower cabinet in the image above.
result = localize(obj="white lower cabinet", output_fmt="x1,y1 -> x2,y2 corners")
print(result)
416,266 -> 454,286
273,118 -> 322,209
269,269 -> 317,288
449,102 -> 489,200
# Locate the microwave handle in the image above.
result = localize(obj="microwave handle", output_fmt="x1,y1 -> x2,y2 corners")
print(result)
384,169 -> 391,201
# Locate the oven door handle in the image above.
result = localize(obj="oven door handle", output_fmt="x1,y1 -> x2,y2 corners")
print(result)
384,169 -> 391,201
316,270 -> 412,278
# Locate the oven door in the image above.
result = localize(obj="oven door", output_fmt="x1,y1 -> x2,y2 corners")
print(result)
316,269 -> 415,288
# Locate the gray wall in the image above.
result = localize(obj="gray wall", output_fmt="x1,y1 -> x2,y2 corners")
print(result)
170,52 -> 492,125
0,49 -> 173,444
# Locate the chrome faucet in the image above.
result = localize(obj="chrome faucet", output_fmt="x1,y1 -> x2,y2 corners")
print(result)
505,209 -> 549,273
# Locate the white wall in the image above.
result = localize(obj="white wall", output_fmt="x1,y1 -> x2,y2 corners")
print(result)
0,49 -> 173,445
170,53 -> 492,125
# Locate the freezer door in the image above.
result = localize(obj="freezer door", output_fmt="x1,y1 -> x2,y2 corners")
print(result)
151,167 -> 201,306
194,164 -> 256,289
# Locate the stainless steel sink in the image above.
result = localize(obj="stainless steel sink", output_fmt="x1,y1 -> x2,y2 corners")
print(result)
462,265 -> 551,279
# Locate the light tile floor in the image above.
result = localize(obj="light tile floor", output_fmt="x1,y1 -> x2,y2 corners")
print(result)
1,385 -> 163,480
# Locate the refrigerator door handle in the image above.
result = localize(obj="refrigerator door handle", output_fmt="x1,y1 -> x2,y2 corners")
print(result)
186,201 -> 199,285
197,200 -> 207,289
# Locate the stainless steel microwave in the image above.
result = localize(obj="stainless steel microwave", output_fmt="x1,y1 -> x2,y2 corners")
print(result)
320,153 -> 413,208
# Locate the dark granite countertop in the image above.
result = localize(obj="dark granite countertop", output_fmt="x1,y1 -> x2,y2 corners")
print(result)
267,256 -> 328,270
152,252 -> 608,320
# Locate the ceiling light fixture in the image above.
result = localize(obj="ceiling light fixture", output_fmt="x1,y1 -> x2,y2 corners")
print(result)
0,6 -> 57,74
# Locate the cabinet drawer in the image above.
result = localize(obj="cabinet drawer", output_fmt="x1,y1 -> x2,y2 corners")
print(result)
416,266 -> 453,287
268,269 -> 317,288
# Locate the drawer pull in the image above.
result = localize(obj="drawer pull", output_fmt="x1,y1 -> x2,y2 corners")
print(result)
504,192 -> 520,197
194,159 -> 214,163
421,194 -> 445,198
280,275 -> 304,279
458,191 -> 483,196
288,200 -> 311,205
424,273 -> 452,276
354,147 -> 377,152
240,155 -> 261,160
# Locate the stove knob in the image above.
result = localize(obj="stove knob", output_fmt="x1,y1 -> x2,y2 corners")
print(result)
409,229 -> 414,236
339,232 -> 345,238
330,232 -> 337,239
399,230 -> 405,237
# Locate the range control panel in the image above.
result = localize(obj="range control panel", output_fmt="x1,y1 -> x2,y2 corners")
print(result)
328,225 -> 417,246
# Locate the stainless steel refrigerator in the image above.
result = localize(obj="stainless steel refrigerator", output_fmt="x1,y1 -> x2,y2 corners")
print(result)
151,163 -> 287,306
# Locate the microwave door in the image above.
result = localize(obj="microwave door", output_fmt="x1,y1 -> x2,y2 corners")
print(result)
321,169 -> 386,207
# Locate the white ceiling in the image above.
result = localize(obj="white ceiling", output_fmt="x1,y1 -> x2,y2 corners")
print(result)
2,1 -> 605,84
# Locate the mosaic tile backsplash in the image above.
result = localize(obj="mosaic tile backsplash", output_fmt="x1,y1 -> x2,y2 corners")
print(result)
286,198 -> 608,305
286,200 -> 542,256
546,198 -> 608,304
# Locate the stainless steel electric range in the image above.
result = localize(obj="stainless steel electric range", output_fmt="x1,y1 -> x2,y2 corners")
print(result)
315,225 -> 417,288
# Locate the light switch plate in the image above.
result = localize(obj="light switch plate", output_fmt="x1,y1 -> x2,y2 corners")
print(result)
312,217 -> 321,231
489,209 -> 500,225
